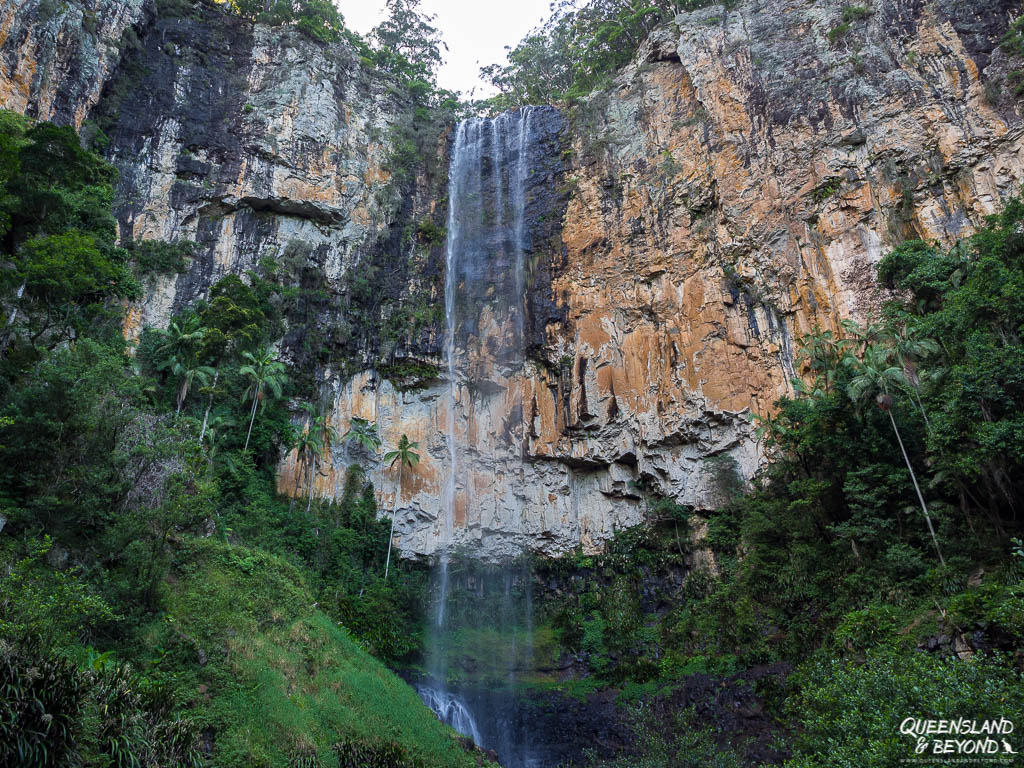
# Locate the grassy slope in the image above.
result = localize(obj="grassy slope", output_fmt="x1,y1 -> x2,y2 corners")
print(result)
137,538 -> 482,768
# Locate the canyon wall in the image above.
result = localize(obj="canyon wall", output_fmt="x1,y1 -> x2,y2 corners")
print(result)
3,0 -> 1024,559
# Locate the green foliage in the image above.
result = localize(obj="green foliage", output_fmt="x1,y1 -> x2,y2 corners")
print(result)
0,111 -> 188,361
877,198 -> 1024,534
841,5 -> 872,24
783,650 -> 1023,768
946,582 -> 1024,651
142,538 -> 472,767
344,417 -> 383,454
124,238 -> 196,275
827,22 -> 851,43
826,4 -> 872,44
225,0 -> 345,43
1002,14 -> 1024,59
0,536 -> 116,649
368,0 -> 447,95
0,340 -> 146,538
482,1 -> 696,107
0,636 -> 204,768
415,218 -> 445,246
0,637 -> 84,766
586,705 -> 745,768
810,177 -> 842,203
377,358 -> 440,389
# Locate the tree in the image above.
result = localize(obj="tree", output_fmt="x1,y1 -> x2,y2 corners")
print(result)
381,434 -> 419,580
225,0 -> 345,41
152,316 -> 213,415
239,347 -> 287,452
345,416 -> 382,454
162,356 -> 215,416
845,343 -> 946,566
883,318 -> 939,432
295,402 -> 337,514
795,327 -> 846,396
3,230 -> 134,353
294,420 -> 324,513
153,316 -> 205,366
370,0 -> 447,89
481,1 -> 681,107
203,408 -> 236,468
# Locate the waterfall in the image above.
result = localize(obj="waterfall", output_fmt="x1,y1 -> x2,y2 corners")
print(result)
421,108 -> 539,768
416,685 -> 483,746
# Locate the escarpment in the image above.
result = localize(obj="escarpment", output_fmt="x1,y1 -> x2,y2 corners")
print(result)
3,0 -> 1023,559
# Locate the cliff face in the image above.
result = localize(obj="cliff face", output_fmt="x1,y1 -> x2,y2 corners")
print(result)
286,0 -> 1024,560
2,0 -> 434,363
97,2 -> 416,346
3,0 -> 1023,559
0,0 -> 145,126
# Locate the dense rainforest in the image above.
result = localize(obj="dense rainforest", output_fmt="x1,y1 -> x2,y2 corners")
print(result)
1,0 -> 1023,766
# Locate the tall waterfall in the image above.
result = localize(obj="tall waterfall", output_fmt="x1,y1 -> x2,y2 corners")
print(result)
421,108 -> 540,768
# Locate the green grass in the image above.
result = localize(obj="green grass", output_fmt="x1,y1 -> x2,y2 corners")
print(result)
141,539 -> 485,768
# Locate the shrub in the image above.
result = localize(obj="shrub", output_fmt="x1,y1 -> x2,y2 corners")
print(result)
783,649 -> 1024,767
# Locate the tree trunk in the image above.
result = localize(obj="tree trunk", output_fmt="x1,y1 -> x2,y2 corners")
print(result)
888,409 -> 946,566
199,369 -> 219,441
289,449 -> 301,513
176,378 -> 187,415
243,386 -> 260,452
910,382 -> 931,433
384,465 -> 401,580
0,281 -> 26,357
306,455 -> 315,515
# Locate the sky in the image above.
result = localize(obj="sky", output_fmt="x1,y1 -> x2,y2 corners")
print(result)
339,0 -> 553,97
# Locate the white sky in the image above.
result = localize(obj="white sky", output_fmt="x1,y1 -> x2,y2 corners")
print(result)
338,0 -> 553,97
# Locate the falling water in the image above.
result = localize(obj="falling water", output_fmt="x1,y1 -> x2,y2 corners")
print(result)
415,685 -> 482,745
422,108 -> 539,767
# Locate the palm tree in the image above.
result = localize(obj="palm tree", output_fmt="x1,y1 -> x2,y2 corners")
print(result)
345,416 -> 382,454
381,434 -> 420,580
296,403 -> 338,514
198,368 -> 220,441
153,315 -> 205,365
884,320 -> 940,432
840,317 -> 885,356
160,356 -> 215,416
295,426 -> 324,513
203,409 -> 237,472
846,343 -> 946,566
239,347 -> 287,452
795,327 -> 845,395
153,315 -> 213,415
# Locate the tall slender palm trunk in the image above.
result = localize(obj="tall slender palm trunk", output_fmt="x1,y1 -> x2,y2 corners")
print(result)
243,387 -> 260,451
176,379 -> 187,416
887,408 -> 946,566
0,282 -> 26,357
199,369 -> 219,441
307,456 -> 316,514
384,465 -> 401,580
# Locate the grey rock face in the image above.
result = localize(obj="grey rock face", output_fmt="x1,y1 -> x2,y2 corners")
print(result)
0,0 -> 146,126
97,5 -> 409,339
4,0 -> 1024,560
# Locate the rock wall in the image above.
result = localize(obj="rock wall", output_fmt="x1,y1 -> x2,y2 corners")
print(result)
4,0 -> 1024,560
282,0 -> 1024,560
2,0 -> 428,356
98,2 -> 415,344
0,0 -> 146,127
